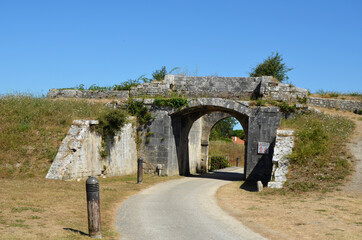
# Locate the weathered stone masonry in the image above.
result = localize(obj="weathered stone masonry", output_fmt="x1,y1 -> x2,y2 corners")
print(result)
308,97 -> 362,112
137,98 -> 281,183
46,119 -> 137,180
46,75 -> 314,184
48,75 -> 308,102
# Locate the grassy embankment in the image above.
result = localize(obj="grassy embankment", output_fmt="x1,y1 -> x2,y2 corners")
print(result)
208,140 -> 245,167
0,95 -> 180,240
0,95 -> 110,178
281,112 -> 355,192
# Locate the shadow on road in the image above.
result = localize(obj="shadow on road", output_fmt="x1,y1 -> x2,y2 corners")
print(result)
186,167 -> 244,182
63,228 -> 88,237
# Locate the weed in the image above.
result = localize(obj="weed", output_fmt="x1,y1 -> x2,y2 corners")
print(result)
10,223 -> 29,228
278,101 -> 296,114
315,209 -> 327,212
255,98 -> 266,106
11,207 -> 44,213
247,206 -> 259,210
96,109 -> 128,158
127,99 -> 153,125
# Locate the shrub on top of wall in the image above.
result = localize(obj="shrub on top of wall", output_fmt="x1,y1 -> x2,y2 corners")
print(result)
153,97 -> 189,109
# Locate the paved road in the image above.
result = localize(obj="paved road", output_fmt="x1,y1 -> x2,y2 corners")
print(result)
115,167 -> 266,240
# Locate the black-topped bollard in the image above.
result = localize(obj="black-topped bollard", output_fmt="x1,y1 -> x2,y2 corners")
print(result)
86,176 -> 101,238
137,158 -> 143,184
236,157 -> 239,167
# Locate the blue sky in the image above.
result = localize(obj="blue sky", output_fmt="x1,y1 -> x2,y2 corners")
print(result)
0,0 -> 361,96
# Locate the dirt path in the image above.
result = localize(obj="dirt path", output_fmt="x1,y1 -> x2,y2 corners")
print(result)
342,113 -> 362,193
217,108 -> 362,240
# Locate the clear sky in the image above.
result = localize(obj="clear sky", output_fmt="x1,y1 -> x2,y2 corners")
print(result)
0,0 -> 361,95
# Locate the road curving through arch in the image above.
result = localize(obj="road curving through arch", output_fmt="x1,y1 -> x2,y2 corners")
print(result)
115,167 -> 266,240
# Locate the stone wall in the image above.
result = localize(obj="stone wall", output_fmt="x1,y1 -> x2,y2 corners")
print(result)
48,75 -> 308,102
267,129 -> 294,188
130,75 -> 308,101
262,81 -> 308,102
47,89 -> 129,99
308,97 -> 362,111
46,119 -> 137,180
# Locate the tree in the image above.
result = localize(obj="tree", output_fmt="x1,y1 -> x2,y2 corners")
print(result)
210,118 -> 237,141
249,52 -> 293,82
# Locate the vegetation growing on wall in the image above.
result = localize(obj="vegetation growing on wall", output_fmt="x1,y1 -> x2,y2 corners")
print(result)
96,109 -> 128,158
153,97 -> 189,109
62,66 -> 180,91
281,112 -> 354,192
126,99 -> 153,125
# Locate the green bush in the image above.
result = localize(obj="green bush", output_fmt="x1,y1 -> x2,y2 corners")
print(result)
153,97 -> 188,109
209,156 -> 229,171
96,109 -> 128,158
96,109 -> 127,138
127,100 -> 153,125
278,101 -> 296,114
249,52 -> 293,82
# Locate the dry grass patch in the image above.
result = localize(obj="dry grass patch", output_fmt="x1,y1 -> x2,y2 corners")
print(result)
217,181 -> 362,240
0,175 -> 182,240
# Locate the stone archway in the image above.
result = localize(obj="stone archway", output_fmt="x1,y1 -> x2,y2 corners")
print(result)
170,99 -> 251,177
138,98 -> 280,184
188,112 -> 235,174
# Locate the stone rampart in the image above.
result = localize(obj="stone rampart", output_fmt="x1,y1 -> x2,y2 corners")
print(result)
46,119 -> 137,180
308,97 -> 362,111
47,75 -> 308,103
130,75 -> 308,101
47,89 -> 129,99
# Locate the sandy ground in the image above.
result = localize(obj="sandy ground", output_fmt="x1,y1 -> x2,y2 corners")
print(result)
217,108 -> 362,240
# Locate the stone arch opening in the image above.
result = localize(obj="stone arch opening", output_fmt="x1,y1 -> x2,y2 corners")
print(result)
188,112 -> 246,174
170,99 -> 251,177
208,115 -> 245,167
169,98 -> 281,184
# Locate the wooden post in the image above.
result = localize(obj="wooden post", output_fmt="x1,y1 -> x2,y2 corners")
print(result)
86,176 -> 101,238
137,158 -> 143,184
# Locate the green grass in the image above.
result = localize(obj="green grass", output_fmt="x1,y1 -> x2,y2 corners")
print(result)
0,94 -> 111,178
281,112 -> 355,192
